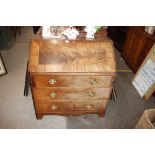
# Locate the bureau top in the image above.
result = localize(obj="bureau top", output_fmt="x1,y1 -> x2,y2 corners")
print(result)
28,38 -> 116,75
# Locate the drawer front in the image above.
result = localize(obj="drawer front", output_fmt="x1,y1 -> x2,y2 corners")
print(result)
32,75 -> 113,88
35,100 -> 107,113
32,87 -> 112,101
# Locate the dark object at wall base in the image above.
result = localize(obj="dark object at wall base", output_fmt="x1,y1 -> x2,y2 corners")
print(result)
33,26 -> 41,34
108,26 -> 128,52
10,26 -> 21,38
0,26 -> 15,50
24,62 -> 30,96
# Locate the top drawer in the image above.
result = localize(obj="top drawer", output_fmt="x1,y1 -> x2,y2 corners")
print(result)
32,75 -> 113,88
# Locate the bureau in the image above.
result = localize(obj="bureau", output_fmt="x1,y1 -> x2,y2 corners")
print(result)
28,38 -> 116,119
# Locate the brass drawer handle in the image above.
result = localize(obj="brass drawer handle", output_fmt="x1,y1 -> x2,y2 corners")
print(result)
90,79 -> 97,85
50,104 -> 58,110
88,91 -> 96,97
85,104 -> 93,110
50,92 -> 57,98
49,79 -> 57,85
72,104 -> 93,111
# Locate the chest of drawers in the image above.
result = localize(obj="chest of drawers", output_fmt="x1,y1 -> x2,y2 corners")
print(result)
28,38 -> 116,119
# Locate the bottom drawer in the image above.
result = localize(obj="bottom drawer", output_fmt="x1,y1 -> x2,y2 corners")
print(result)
35,100 -> 107,113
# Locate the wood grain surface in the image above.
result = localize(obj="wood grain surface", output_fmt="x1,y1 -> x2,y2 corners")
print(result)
28,39 -> 116,73
28,38 -> 116,119
35,110 -> 106,119
35,100 -> 107,113
32,75 -> 113,88
32,87 -> 112,101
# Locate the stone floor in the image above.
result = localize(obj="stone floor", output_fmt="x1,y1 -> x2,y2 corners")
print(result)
0,27 -> 155,129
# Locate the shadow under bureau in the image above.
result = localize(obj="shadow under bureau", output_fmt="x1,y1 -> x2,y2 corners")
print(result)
28,38 -> 116,119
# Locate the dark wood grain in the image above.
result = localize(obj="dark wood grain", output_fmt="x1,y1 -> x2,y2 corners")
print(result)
122,26 -> 155,72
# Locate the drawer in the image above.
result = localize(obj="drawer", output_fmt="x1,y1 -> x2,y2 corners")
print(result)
32,87 -> 112,100
32,75 -> 113,88
35,100 -> 107,113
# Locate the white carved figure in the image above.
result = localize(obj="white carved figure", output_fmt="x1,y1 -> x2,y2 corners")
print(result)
42,26 -> 51,39
145,26 -> 155,35
84,26 -> 96,39
63,27 -> 79,40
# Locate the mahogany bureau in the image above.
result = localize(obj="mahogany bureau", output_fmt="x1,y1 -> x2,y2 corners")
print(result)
28,38 -> 116,119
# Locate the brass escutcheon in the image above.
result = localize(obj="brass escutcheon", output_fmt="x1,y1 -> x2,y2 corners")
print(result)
88,91 -> 96,97
51,104 -> 58,110
90,79 -> 97,85
49,79 -> 57,85
85,104 -> 93,110
50,92 -> 57,98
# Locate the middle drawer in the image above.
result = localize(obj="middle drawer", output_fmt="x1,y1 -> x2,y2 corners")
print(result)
32,87 -> 112,101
